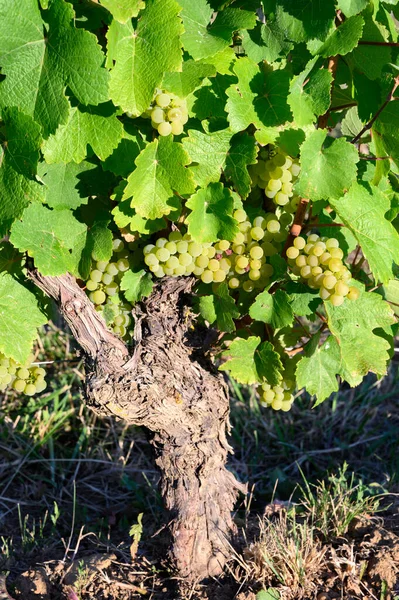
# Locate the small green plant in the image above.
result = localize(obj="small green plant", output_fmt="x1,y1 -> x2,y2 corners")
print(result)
296,463 -> 381,539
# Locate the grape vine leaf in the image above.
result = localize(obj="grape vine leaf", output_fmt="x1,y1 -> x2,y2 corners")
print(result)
296,334 -> 341,404
112,199 -> 166,235
178,0 -> 256,60
219,336 -> 283,386
275,0 -> 336,43
341,106 -> 363,138
191,74 -> 235,122
182,128 -> 232,188
288,57 -> 333,126
224,133 -> 258,198
379,280 -> 399,317
162,60 -> 216,98
112,185 -> 166,235
103,122 -> 145,179
350,17 -> 391,81
0,0 -> 109,136
226,57 -> 292,133
186,182 -> 239,243
198,47 -> 236,75
123,136 -> 195,220
198,282 -> 239,332
295,129 -> 359,201
373,101 -> 399,169
285,282 -> 321,317
78,211 -> 113,278
120,269 -> 153,303
37,162 -> 97,211
325,288 -> 395,386
249,290 -> 294,329
10,204 -> 87,277
42,104 -> 124,164
240,22 -> 292,64
0,273 -> 47,364
309,15 -> 364,57
0,243 -> 22,275
107,0 -> 183,116
0,107 -> 44,236
99,0 -> 144,22
330,182 -> 399,284
337,0 -> 368,18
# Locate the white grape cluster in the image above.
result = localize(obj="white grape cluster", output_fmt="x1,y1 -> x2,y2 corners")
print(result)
0,352 -> 47,396
144,232 -> 215,279
249,147 -> 301,214
143,208 -> 288,292
286,233 -> 360,306
258,379 -> 295,412
86,239 -> 133,338
219,208 -> 283,293
146,89 -> 188,137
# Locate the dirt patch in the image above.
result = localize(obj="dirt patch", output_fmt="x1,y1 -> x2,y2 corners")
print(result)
2,509 -> 397,600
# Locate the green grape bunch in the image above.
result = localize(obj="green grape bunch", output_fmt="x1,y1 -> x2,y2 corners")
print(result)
145,89 -> 188,136
249,147 -> 301,214
85,238 -> 133,339
286,233 -> 360,306
0,352 -> 47,396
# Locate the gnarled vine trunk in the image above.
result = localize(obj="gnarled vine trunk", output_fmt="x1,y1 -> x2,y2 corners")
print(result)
29,271 -> 246,581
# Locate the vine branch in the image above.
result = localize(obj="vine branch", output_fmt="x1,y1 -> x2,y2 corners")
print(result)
317,56 -> 339,129
351,76 -> 399,144
282,198 -> 310,257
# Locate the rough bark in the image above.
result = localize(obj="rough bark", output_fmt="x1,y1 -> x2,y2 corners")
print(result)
29,271 -> 246,581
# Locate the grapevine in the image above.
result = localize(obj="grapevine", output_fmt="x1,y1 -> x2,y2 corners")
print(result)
0,0 -> 398,582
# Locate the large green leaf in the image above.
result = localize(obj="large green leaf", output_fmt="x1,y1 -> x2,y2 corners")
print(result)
10,204 -> 87,276
331,183 -> 399,284
288,57 -> 332,126
178,0 -> 256,60
0,0 -> 109,136
120,269 -> 154,304
296,334 -> 341,404
0,273 -> 47,364
107,0 -> 183,116
163,60 -> 216,98
0,108 -> 44,236
226,58 -> 292,133
99,0 -> 144,22
325,288 -> 395,386
198,283 -> 239,333
182,128 -> 232,188
275,0 -> 336,43
42,104 -> 124,164
249,290 -> 294,329
186,183 -> 239,243
123,136 -> 195,219
309,15 -> 364,57
219,336 -> 283,386
224,133 -> 257,198
295,129 -> 358,201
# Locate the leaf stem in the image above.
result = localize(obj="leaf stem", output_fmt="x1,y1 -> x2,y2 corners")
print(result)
329,102 -> 358,112
303,222 -> 345,229
358,40 -> 399,47
351,76 -> 399,144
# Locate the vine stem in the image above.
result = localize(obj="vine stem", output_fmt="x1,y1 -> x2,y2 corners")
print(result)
358,40 -> 399,47
317,55 -> 339,129
282,198 -> 310,257
351,75 -> 399,144
302,222 -> 344,229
